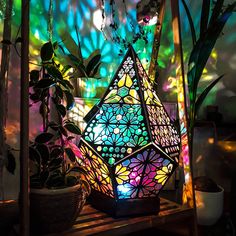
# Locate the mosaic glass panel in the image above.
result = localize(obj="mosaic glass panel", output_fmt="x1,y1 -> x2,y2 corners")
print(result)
83,104 -> 150,163
79,141 -> 114,198
79,46 -> 179,201
115,147 -> 175,199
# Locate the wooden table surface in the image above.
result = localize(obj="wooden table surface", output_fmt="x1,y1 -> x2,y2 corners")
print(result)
54,198 -> 194,236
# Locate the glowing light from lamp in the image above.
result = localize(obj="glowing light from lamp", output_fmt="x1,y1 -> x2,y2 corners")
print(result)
78,46 -> 180,206
117,184 -> 131,194
93,9 -> 105,31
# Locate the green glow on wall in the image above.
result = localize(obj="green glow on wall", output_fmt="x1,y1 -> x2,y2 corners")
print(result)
1,0 -> 236,120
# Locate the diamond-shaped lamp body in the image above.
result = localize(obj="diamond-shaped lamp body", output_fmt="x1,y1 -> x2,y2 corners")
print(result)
78,46 -> 180,216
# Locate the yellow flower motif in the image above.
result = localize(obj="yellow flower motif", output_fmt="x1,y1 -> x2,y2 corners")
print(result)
115,164 -> 130,185
155,164 -> 173,184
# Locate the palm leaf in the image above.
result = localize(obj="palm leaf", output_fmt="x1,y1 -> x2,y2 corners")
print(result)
86,54 -> 101,76
200,0 -> 210,38
181,0 -> 197,45
187,3 -> 235,104
195,74 -> 224,115
209,0 -> 224,26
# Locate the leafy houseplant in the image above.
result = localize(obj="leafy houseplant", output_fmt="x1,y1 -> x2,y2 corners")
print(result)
29,41 -> 90,233
181,0 -> 236,225
194,176 -> 224,225
182,0 -> 236,148
64,35 -> 102,98
69,50 -> 102,98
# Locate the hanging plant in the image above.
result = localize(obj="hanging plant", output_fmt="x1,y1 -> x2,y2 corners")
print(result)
98,0 -> 152,54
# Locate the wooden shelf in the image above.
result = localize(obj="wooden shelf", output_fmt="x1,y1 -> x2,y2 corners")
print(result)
54,198 -> 194,236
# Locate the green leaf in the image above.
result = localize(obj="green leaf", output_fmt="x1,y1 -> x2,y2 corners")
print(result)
58,44 -> 66,54
62,65 -> 72,75
66,176 -> 78,186
46,64 -> 63,81
55,85 -> 63,99
46,170 -> 64,187
40,171 -> 49,185
39,103 -> 48,119
5,150 -> 16,175
53,41 -> 58,50
64,122 -> 81,135
30,93 -> 40,102
40,41 -> 54,61
68,166 -> 87,176
195,74 -> 224,115
36,144 -> 50,163
200,0 -> 210,38
35,132 -> 54,143
209,0 -> 224,26
59,126 -> 68,137
56,104 -> 66,117
57,79 -> 70,90
86,54 -> 101,76
35,79 -> 55,89
65,148 -> 76,162
68,54 -> 82,66
91,62 -> 101,77
50,147 -> 63,159
48,122 -> 59,131
187,3 -> 236,104
29,146 -> 41,164
63,90 -> 75,110
49,157 -> 63,167
63,80 -> 74,90
181,0 -> 196,45
30,70 -> 40,82
68,54 -> 87,77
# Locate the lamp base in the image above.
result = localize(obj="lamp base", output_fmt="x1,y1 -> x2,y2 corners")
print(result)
88,190 -> 160,217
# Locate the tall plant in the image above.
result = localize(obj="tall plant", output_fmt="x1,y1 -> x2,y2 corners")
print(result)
29,41 -> 86,188
182,0 -> 236,148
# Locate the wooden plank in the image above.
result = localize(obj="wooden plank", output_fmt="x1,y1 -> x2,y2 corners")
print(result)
58,198 -> 193,236
65,215 -> 152,236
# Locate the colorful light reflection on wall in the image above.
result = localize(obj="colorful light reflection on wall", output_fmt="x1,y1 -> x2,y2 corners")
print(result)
78,46 -> 180,216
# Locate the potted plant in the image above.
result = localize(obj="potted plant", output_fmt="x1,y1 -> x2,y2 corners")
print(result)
62,31 -> 102,98
29,41 -> 90,234
194,176 -> 224,225
182,0 -> 236,225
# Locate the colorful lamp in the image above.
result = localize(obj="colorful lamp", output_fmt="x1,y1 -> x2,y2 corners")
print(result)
78,46 -> 180,216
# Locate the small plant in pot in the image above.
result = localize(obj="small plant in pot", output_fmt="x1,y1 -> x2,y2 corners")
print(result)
64,35 -> 102,98
29,41 -> 90,234
194,176 -> 224,226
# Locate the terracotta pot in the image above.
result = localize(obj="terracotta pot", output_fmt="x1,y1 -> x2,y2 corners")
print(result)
30,184 -> 87,234
195,185 -> 224,225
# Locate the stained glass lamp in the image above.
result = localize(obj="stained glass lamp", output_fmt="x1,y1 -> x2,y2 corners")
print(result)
78,46 -> 180,216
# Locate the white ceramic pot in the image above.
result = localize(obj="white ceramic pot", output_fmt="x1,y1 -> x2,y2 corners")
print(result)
195,185 -> 224,226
